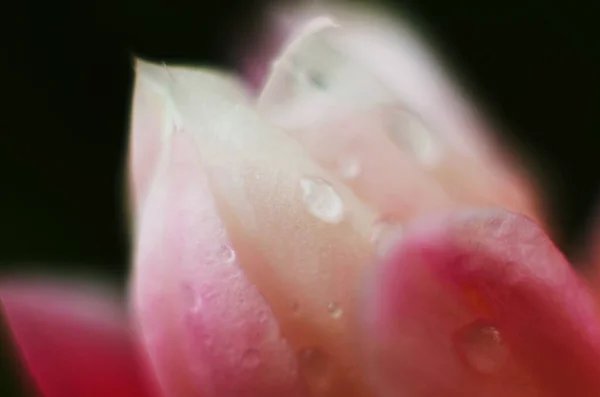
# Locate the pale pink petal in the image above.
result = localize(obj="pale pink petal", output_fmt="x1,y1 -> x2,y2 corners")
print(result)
130,104 -> 304,396
244,5 -> 545,228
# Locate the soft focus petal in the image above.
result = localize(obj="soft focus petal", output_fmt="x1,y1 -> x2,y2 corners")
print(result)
129,6 -> 560,397
253,4 -> 518,159
130,57 -> 386,395
249,6 -> 544,226
277,103 -> 540,224
363,210 -> 600,397
168,63 -> 383,396
130,62 -> 305,397
0,278 -> 156,397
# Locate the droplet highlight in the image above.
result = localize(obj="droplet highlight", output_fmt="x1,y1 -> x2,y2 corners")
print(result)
241,348 -> 262,369
457,321 -> 507,374
326,301 -> 343,319
338,157 -> 361,180
216,244 -> 236,264
388,109 -> 441,167
300,177 -> 344,224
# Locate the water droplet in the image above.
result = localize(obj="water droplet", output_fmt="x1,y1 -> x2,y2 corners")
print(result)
241,348 -> 262,369
300,177 -> 344,224
388,109 -> 441,167
457,321 -> 507,374
326,301 -> 343,319
371,221 -> 403,257
338,157 -> 361,180
298,348 -> 331,390
216,244 -> 236,264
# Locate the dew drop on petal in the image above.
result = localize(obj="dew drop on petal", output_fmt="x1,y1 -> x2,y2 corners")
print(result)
388,109 -> 441,167
241,348 -> 262,369
338,157 -> 361,180
326,301 -> 343,319
216,244 -> 236,264
456,321 -> 508,374
300,177 -> 344,224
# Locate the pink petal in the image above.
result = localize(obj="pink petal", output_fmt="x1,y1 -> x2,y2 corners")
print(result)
131,131 -> 304,397
362,210 -> 600,397
1,279 -> 157,397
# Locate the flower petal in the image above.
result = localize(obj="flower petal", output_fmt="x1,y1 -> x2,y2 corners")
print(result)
166,63 -> 384,396
0,279 -> 156,397
254,6 -> 495,158
251,6 -> 545,226
129,64 -> 305,397
133,51 -> 414,397
362,210 -> 600,397
276,103 -> 540,224
127,60 -> 249,220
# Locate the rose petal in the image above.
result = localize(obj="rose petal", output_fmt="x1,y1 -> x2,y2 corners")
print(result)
252,7 -> 544,226
363,210 -> 600,397
128,60 -> 249,220
151,60 -> 383,396
129,64 -> 304,397
279,103 -> 540,224
0,279 -> 156,397
254,6 -> 494,158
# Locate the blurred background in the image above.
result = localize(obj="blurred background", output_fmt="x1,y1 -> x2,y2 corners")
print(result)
0,0 -> 598,395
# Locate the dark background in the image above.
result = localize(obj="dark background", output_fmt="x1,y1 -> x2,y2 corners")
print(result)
0,0 -> 598,395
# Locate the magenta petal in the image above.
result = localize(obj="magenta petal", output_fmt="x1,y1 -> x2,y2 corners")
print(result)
363,210 -> 600,397
1,279 -> 157,397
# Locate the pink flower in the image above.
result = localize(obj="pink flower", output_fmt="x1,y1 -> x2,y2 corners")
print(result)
3,3 -> 600,397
